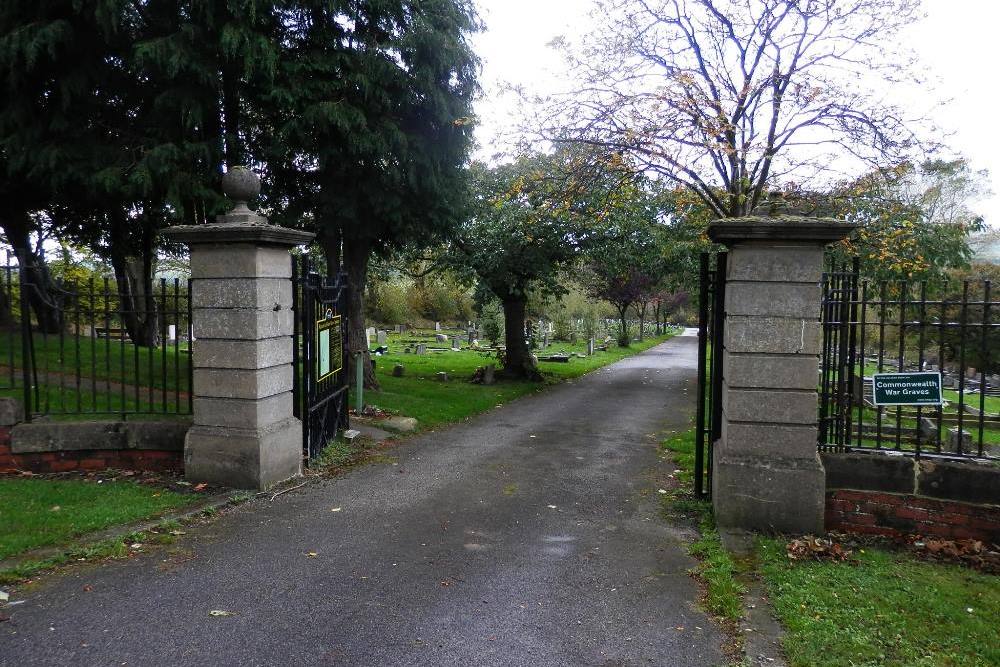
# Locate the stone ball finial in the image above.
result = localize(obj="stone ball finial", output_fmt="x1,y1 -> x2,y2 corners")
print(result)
222,166 -> 260,213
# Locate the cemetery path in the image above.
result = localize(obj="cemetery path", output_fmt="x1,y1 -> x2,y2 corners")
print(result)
1,333 -> 726,666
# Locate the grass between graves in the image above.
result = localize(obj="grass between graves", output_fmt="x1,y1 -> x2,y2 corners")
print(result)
365,331 -> 678,429
0,477 -> 198,563
659,427 -> 1000,667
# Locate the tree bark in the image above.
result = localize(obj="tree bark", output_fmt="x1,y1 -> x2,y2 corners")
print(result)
4,221 -> 63,334
108,212 -> 159,347
501,295 -> 540,380
635,301 -> 648,341
615,303 -> 630,347
321,226 -> 342,276
342,237 -> 378,390
654,300 -> 662,335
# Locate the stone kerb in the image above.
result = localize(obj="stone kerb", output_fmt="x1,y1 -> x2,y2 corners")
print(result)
163,168 -> 314,490
708,216 -> 855,535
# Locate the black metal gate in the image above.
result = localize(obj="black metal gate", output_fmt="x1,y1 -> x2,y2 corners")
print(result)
293,255 -> 350,461
694,251 -> 726,499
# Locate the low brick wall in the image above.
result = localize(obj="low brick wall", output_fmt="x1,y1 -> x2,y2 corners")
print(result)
0,400 -> 188,474
822,452 -> 1000,543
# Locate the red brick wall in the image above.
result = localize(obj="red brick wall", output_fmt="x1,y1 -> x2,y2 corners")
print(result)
0,426 -> 182,474
826,489 -> 1000,543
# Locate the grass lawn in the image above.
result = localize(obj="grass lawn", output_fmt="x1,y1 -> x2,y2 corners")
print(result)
0,331 -> 191,392
759,539 -> 1000,667
366,330 -> 678,428
0,478 -> 198,561
660,427 -> 1000,666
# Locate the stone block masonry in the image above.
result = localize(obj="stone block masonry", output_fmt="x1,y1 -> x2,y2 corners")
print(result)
709,217 -> 855,535
162,168 -> 314,490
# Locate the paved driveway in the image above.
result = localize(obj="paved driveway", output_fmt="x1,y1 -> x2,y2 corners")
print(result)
1,334 -> 724,666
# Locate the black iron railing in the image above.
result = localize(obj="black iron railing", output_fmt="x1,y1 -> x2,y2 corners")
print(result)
0,251 -> 192,420
695,251 -> 727,498
820,260 -> 997,460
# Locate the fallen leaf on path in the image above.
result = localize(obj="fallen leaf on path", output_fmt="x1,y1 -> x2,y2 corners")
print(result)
657,489 -> 667,494
82,585 -> 93,592
306,552 -> 318,557
169,530 -> 186,536
193,483 -> 208,492
209,610 -> 235,617
547,505 -> 557,509
330,507 -> 342,512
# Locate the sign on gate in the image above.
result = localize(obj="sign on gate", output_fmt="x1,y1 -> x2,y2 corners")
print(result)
316,314 -> 343,381
871,372 -> 943,406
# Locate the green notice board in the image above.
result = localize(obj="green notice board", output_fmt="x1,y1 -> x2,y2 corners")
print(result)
871,372 -> 943,406
316,314 -> 343,381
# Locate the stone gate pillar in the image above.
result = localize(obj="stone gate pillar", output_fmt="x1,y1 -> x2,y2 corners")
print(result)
164,168 -> 314,490
708,216 -> 855,535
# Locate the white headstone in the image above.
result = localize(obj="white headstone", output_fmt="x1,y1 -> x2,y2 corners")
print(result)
167,324 -> 177,341
434,321 -> 441,331
377,330 -> 388,346
366,327 -> 376,346
587,338 -> 595,356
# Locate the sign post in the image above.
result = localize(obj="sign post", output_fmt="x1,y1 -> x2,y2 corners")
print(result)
871,372 -> 943,406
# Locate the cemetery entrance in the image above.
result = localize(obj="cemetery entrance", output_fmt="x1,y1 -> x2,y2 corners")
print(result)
293,256 -> 351,461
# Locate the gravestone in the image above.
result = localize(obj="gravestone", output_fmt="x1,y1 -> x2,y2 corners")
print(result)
167,324 -> 177,342
918,417 -> 938,442
366,327 -> 376,347
587,338 -> 595,356
948,427 -> 972,453
483,364 -> 495,385
451,336 -> 460,350
377,330 -> 388,346
435,333 -> 448,343
416,344 -> 427,355
392,364 -> 405,377
436,371 -> 449,382
434,321 -> 441,331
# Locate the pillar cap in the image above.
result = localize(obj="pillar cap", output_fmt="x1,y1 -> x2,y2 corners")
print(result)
163,167 -> 315,247
708,215 -> 856,245
163,221 -> 315,247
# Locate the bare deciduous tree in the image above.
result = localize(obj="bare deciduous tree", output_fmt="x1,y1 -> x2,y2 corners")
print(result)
541,0 -> 927,218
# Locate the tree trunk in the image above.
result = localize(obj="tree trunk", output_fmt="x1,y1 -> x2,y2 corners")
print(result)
109,212 -> 159,347
616,304 -> 630,347
343,237 -> 378,391
635,301 -> 648,341
321,227 -> 342,276
501,295 -> 540,380
5,222 -> 63,334
654,300 -> 662,335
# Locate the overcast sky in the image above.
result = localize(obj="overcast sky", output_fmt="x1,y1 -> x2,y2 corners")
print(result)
470,0 -> 999,229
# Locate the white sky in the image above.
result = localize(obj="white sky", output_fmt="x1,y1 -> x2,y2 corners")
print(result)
470,0 -> 1000,229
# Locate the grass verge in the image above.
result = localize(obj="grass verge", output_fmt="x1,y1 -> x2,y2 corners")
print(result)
0,478 -> 199,561
659,428 -> 746,623
368,331 -> 678,429
758,538 -> 1000,667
